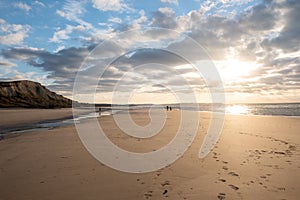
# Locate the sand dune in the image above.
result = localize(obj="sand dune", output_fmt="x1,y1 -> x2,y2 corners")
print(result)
0,109 -> 299,199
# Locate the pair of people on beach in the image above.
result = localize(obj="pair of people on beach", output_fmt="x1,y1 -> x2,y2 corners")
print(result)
166,106 -> 172,111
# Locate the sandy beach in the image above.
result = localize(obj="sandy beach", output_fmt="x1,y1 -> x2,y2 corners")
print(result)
0,109 -> 299,200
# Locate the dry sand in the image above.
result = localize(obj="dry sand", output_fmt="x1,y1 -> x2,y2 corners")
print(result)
0,109 -> 299,200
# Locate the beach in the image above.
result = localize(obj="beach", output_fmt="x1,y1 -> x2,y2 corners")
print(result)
0,108 -> 73,130
0,109 -> 299,200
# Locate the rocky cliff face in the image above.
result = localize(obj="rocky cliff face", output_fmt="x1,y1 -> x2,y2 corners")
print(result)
0,80 -> 72,108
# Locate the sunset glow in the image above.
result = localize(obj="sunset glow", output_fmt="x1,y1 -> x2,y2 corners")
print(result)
222,59 -> 256,81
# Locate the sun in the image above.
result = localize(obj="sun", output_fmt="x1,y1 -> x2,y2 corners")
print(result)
216,47 -> 259,82
219,59 -> 256,81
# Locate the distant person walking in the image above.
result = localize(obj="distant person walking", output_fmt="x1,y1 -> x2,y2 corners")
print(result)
166,106 -> 169,111
170,106 -> 172,111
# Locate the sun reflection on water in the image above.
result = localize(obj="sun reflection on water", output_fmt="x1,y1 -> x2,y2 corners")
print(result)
226,105 -> 249,115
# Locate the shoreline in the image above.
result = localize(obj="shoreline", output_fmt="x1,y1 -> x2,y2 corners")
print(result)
1,108 -> 300,139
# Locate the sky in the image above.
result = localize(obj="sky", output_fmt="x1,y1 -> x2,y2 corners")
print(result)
0,0 -> 299,104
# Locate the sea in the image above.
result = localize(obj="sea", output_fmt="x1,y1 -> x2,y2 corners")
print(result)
174,103 -> 300,117
111,103 -> 300,117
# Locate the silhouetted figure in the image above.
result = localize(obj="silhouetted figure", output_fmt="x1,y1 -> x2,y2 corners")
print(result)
166,106 -> 169,111
99,107 -> 102,114
170,106 -> 172,111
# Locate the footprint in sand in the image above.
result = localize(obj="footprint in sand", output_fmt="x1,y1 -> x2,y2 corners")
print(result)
162,189 -> 168,197
274,151 -> 286,155
222,166 -> 228,170
218,178 -> 226,182
217,193 -> 226,199
228,172 -> 239,177
161,180 -> 170,187
144,191 -> 153,199
228,184 -> 239,190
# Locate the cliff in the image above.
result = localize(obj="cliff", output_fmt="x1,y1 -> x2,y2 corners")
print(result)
0,80 -> 72,108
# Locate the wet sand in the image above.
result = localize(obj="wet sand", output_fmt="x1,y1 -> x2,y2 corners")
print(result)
0,109 -> 299,200
0,108 -> 73,130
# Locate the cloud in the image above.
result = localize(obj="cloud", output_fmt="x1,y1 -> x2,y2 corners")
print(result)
168,0 -> 300,98
2,46 -> 90,81
13,2 -> 31,12
33,1 -> 45,7
1,44 -> 203,97
111,9 -> 147,31
53,0 -> 99,44
150,7 -> 178,29
56,9 -> 66,18
55,45 -> 66,52
92,0 -> 130,12
0,58 -> 15,67
112,48 -> 187,68
50,25 -> 86,43
239,3 -> 278,32
53,1 -> 96,43
135,10 -> 147,24
0,58 -> 18,83
0,32 -> 28,46
0,19 -> 30,45
160,0 -> 178,5
108,17 -> 122,24
265,0 -> 300,52
56,0 -> 93,29
57,0 -> 85,20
